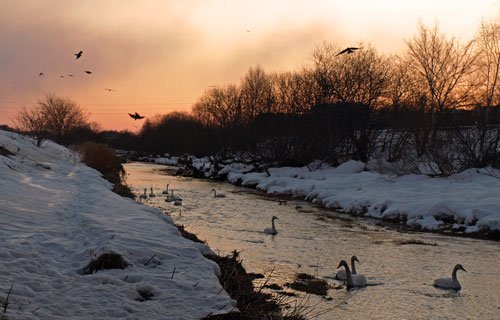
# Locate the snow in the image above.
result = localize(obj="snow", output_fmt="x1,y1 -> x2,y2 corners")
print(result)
0,130 -> 235,319
154,157 -> 178,166
178,157 -> 500,234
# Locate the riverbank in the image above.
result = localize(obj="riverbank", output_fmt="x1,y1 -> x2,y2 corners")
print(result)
151,155 -> 500,240
0,130 -> 236,319
125,161 -> 500,319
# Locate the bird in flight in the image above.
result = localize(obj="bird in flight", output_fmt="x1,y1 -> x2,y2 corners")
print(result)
105,88 -> 115,92
59,75 -> 64,78
84,70 -> 92,74
75,50 -> 83,59
129,112 -> 145,120
39,72 -> 44,77
337,47 -> 361,56
69,74 -> 74,77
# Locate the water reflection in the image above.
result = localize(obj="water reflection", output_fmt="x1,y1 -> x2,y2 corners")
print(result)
125,162 -> 500,320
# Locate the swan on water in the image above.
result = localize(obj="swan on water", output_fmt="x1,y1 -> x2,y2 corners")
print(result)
139,188 -> 147,200
336,255 -> 359,281
211,189 -> 226,198
337,260 -> 367,288
165,190 -> 182,202
264,216 -> 279,235
161,184 -> 170,195
149,187 -> 156,197
433,264 -> 466,291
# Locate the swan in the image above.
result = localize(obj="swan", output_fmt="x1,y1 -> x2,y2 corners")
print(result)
336,256 -> 359,281
433,264 -> 466,291
337,260 -> 367,288
139,188 -> 147,200
149,187 -> 156,197
173,200 -> 182,206
161,184 -> 170,195
264,216 -> 279,235
211,189 -> 226,198
165,190 -> 182,202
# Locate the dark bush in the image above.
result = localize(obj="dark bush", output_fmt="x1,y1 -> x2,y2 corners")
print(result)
72,142 -> 134,198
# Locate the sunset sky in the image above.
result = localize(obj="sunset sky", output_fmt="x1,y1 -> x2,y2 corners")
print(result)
1,0 -> 498,131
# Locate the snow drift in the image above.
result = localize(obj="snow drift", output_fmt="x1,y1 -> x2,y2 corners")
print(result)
0,130 -> 235,319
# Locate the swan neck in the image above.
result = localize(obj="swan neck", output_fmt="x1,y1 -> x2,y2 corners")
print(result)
452,267 -> 459,281
351,258 -> 357,274
344,264 -> 353,287
271,219 -> 276,231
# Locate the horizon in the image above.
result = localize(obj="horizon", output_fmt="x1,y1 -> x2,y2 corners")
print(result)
1,0 -> 498,131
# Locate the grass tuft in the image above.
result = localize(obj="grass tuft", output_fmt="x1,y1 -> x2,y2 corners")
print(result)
175,224 -> 206,244
285,273 -> 329,296
83,252 -> 130,274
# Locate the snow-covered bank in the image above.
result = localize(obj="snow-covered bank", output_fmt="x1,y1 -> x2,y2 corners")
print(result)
158,155 -> 500,238
0,131 -> 235,319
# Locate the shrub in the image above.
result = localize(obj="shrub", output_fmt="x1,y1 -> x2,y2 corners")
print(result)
73,143 -> 134,198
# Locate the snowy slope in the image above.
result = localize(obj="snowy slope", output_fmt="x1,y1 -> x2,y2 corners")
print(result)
0,130 -> 235,319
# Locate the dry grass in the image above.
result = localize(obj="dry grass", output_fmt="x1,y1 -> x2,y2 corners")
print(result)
83,252 -> 130,274
72,143 -> 135,199
175,224 -> 206,244
285,273 -> 329,296
175,226 -> 309,319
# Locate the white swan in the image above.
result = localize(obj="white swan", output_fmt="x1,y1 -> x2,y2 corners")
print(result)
139,188 -> 147,200
336,255 -> 359,281
161,184 -> 170,195
149,187 -> 156,197
337,260 -> 367,288
211,189 -> 226,198
434,264 -> 466,291
264,216 -> 279,235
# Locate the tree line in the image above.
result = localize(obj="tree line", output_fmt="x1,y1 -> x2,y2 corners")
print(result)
13,20 -> 500,176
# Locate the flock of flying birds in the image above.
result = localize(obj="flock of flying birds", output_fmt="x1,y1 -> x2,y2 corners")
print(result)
38,50 -> 145,121
38,51 -> 96,80
36,47 -> 361,122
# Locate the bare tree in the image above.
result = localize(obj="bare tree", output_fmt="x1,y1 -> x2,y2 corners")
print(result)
15,94 -> 89,146
192,84 -> 242,129
269,69 -> 321,114
476,17 -> 500,108
405,23 -> 478,142
239,65 -> 275,121
311,42 -> 391,107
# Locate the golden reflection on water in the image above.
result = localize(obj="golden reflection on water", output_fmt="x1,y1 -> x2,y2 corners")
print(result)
125,162 -> 500,320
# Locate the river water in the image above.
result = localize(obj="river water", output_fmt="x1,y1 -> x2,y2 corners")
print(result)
124,162 -> 500,320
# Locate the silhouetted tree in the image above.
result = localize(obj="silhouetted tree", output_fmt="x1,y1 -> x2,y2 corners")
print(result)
475,16 -> 500,108
405,23 -> 477,148
15,94 -> 89,146
240,65 -> 276,121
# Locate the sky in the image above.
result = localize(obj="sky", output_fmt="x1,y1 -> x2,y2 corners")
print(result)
0,0 -> 498,131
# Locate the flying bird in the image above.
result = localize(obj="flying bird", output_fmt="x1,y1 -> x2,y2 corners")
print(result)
105,88 -> 115,92
84,70 -> 92,74
69,74 -> 74,77
39,72 -> 44,77
59,75 -> 64,78
337,47 -> 361,56
128,112 -> 145,120
75,50 -> 83,59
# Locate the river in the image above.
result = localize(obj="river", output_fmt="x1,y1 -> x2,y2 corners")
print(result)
125,162 -> 500,320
